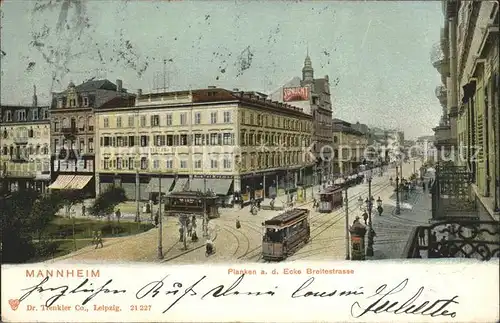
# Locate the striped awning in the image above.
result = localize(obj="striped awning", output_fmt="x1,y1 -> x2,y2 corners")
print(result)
48,175 -> 75,189
206,179 -> 233,195
65,175 -> 92,190
147,177 -> 174,193
171,178 -> 189,192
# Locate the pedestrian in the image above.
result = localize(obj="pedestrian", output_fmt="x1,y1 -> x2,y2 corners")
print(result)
422,181 -> 426,191
187,222 -> 193,237
82,204 -> 86,217
179,226 -> 184,242
115,208 -> 121,222
154,213 -> 159,227
353,216 -> 361,225
419,228 -> 425,245
95,231 -> 103,249
362,212 -> 368,225
191,216 -> 197,230
91,230 -> 97,245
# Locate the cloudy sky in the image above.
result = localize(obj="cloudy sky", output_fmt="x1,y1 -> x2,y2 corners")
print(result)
0,0 -> 443,139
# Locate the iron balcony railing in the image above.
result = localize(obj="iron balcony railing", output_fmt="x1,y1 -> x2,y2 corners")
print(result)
404,220 -> 500,260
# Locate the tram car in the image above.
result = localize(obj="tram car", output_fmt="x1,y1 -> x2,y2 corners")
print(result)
262,208 -> 310,261
164,191 -> 220,219
318,186 -> 343,213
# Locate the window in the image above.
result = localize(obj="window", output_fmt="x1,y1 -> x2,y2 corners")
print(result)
70,99 -> 76,107
79,139 -> 85,153
223,111 -> 231,123
223,133 -> 233,145
180,134 -> 188,145
57,99 -> 63,108
128,116 -> 134,127
153,160 -> 160,169
88,116 -> 94,131
210,133 -> 218,145
180,160 -> 187,169
88,138 -> 94,153
166,114 -> 172,126
140,135 -> 149,147
140,157 -> 148,169
128,157 -> 134,170
28,128 -> 34,138
140,116 -> 146,127
78,117 -> 85,131
180,113 -> 187,125
123,158 -> 129,169
53,139 -> 59,153
210,112 -> 217,124
151,115 -> 160,127
117,136 -> 124,147
6,111 -> 12,121
83,97 -> 89,107
194,112 -> 201,124
166,135 -> 173,146
155,135 -> 165,146
116,157 -> 122,169
223,156 -> 232,169
166,159 -> 173,169
103,117 -> 109,128
249,113 -> 254,125
104,157 -> 110,170
117,116 -> 122,128
333,136 -> 338,143
194,134 -> 204,146
194,159 -> 202,169
32,110 -> 39,120
210,159 -> 218,169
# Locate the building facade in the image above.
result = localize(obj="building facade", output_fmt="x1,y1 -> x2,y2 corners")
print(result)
268,54 -> 334,184
332,119 -> 368,176
94,88 -> 313,204
432,0 -> 499,218
48,79 -> 134,196
0,87 -> 51,193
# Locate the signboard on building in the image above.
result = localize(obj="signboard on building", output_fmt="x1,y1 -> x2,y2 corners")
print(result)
283,87 -> 309,102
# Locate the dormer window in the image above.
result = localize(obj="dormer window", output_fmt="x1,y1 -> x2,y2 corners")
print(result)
5,111 -> 12,121
43,109 -> 49,119
70,99 -> 76,107
32,110 -> 39,120
83,97 -> 89,107
57,98 -> 63,108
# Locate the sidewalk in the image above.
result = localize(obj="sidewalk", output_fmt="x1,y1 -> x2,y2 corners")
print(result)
368,187 -> 432,260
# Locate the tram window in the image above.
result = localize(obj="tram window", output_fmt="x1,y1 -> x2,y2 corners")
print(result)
266,228 -> 283,242
320,194 -> 332,202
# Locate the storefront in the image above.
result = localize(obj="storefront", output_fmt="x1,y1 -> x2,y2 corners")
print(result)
50,155 -> 95,197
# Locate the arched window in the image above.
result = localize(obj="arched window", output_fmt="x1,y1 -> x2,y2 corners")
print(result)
88,116 -> 94,131
78,116 -> 85,130
62,118 -> 69,128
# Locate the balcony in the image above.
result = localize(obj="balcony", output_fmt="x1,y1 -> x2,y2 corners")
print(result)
435,85 -> 447,105
13,137 -> 28,145
61,127 -> 77,139
404,220 -> 499,259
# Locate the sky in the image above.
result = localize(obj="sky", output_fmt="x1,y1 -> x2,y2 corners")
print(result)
0,0 -> 444,139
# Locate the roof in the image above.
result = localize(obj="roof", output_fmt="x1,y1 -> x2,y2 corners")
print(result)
332,123 -> 364,136
265,208 -> 309,226
320,186 -> 342,194
314,78 -> 329,93
76,79 -> 118,92
99,96 -> 136,109
167,191 -> 218,199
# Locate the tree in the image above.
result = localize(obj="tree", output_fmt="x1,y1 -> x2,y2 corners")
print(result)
56,190 -> 85,218
89,186 -> 127,221
30,193 -> 64,241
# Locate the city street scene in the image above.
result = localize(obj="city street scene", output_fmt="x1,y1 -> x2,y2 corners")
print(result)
1,1 -> 498,265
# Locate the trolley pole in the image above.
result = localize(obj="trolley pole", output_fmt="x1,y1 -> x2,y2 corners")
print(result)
344,188 -> 350,260
203,177 -> 208,238
157,175 -> 163,259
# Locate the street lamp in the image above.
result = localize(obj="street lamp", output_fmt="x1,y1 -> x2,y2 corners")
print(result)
395,161 -> 401,215
344,188 -> 350,260
365,173 -> 375,257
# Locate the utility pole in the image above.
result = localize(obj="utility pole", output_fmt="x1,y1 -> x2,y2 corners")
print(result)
395,160 -> 401,215
344,188 -> 350,260
366,174 -> 374,257
203,177 -> 208,238
134,109 -> 141,223
157,174 -> 163,259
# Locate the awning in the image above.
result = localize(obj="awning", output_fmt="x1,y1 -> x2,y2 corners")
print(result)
48,175 -> 75,189
147,177 -> 174,193
35,174 -> 51,181
188,179 -> 206,192
207,179 -> 233,195
66,175 -> 92,190
171,178 -> 189,192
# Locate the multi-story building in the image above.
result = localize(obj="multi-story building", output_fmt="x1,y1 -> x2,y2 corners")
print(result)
431,0 -> 499,219
332,119 -> 368,176
0,87 -> 51,193
94,88 -> 313,205
269,54 -> 334,184
48,79 -> 135,196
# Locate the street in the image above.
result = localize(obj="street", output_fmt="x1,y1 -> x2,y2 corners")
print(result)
48,161 -> 426,264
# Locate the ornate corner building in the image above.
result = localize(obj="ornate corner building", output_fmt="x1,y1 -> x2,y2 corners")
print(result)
0,87 -> 51,193
48,79 -> 135,197
431,0 -> 499,220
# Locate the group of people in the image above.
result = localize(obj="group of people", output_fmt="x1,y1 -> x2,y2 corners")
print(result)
179,215 -> 198,242
92,231 -> 104,249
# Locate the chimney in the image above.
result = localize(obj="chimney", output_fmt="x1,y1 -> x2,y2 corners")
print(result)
208,86 -> 216,89
116,79 -> 123,92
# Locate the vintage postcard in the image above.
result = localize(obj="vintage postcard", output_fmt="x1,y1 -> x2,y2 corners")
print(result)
1,0 -> 499,322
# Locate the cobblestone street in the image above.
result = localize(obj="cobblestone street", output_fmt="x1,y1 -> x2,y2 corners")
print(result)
48,162 -> 421,264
